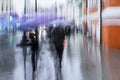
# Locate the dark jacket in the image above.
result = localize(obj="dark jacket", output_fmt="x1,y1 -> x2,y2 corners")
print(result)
51,26 -> 65,45
30,33 -> 39,52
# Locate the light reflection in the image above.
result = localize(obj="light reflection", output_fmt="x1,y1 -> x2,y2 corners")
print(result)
9,33 -> 13,47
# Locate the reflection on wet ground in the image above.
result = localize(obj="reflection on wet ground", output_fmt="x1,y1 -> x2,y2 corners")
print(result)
0,31 -> 120,80
102,48 -> 120,80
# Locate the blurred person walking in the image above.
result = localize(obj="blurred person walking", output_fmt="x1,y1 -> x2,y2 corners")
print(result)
29,28 -> 39,79
51,26 -> 65,69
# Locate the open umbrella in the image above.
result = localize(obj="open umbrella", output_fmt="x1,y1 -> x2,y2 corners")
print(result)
18,13 -> 59,31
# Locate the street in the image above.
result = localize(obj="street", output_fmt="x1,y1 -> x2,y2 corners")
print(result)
0,30 -> 120,80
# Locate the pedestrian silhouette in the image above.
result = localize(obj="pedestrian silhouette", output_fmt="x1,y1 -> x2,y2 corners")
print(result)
29,29 -> 39,79
51,26 -> 65,68
17,31 -> 29,80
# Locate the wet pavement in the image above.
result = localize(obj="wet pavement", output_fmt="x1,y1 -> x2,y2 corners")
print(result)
0,30 -> 120,80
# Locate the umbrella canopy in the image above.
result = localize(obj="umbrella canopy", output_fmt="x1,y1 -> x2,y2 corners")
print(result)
18,13 -> 59,31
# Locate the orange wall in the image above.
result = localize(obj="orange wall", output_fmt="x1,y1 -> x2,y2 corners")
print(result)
102,0 -> 120,49
102,0 -> 120,8
102,25 -> 120,49
102,0 -> 108,8
109,0 -> 120,6
83,0 -> 120,49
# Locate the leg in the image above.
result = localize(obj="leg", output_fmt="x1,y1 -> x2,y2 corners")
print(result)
55,44 -> 63,69
31,51 -> 36,74
35,51 -> 39,70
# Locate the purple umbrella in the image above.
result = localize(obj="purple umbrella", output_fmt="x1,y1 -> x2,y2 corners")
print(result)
18,13 -> 59,31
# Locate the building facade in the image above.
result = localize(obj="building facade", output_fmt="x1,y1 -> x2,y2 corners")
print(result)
82,0 -> 120,49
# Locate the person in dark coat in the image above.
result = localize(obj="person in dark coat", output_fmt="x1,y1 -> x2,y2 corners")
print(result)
21,31 -> 28,45
51,26 -> 65,68
29,29 -> 39,76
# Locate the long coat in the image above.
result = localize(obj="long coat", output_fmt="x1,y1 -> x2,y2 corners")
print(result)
51,26 -> 65,54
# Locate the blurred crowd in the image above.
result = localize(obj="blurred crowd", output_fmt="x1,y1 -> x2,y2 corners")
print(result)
18,23 -> 78,80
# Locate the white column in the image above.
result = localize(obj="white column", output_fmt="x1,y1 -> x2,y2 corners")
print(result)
97,0 -> 101,44
87,0 -> 90,36
81,0 -> 84,32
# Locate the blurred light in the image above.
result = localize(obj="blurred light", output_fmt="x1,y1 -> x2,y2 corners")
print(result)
43,25 -> 46,29
32,30 -> 35,34
27,32 -> 30,38
39,26 -> 42,30
53,23 -> 56,27
16,23 -> 21,28
9,33 -> 13,47
9,16 -> 13,21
